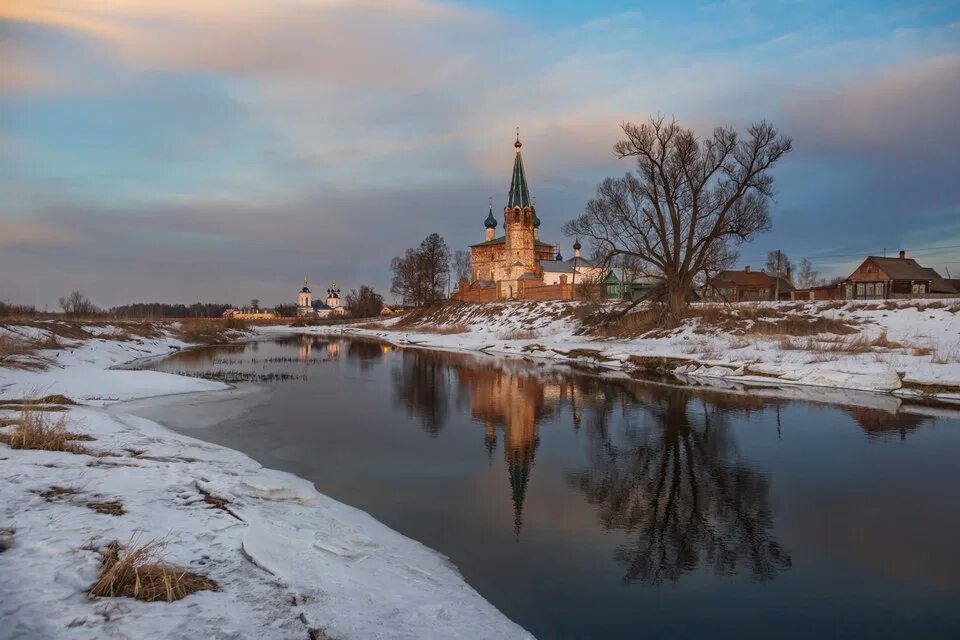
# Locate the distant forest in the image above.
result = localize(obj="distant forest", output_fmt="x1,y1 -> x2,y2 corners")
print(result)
108,302 -> 234,319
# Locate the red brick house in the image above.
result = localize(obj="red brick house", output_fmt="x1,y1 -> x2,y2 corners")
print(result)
704,266 -> 795,302
841,251 -> 956,300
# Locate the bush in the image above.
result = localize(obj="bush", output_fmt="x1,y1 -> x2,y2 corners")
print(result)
89,539 -> 218,602
178,319 -> 245,344
0,409 -> 90,454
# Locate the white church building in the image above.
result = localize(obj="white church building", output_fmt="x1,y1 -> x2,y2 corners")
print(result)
297,279 -> 346,319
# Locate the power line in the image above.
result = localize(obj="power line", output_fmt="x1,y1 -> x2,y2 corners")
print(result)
734,243 -> 960,265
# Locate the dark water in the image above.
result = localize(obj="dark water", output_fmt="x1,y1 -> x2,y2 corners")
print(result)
144,335 -> 960,639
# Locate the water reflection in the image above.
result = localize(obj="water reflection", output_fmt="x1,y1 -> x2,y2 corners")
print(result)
140,337 -> 960,638
148,337 -> 946,593
392,350 -> 452,437
568,386 -> 791,584
398,353 -> 792,580
455,362 -> 552,535
382,346 -> 953,587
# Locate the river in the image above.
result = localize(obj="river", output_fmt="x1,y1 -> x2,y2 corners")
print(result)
130,334 -> 960,639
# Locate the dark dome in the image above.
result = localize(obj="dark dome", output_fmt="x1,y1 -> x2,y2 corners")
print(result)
554,250 -> 563,261
533,211 -> 541,228
573,239 -> 582,250
484,207 -> 497,229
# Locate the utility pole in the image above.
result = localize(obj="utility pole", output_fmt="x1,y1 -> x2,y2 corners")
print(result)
774,250 -> 781,302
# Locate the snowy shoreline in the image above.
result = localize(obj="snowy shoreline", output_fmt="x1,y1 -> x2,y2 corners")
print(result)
0,325 -> 533,639
286,299 -> 960,404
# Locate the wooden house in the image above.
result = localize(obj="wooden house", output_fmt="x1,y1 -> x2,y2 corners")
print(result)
704,266 -> 794,302
841,251 -> 956,299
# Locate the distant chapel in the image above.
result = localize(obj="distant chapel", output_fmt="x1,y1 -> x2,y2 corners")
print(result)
297,280 -> 346,319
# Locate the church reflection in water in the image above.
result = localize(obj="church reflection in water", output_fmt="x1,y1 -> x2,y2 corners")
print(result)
385,346 -> 935,585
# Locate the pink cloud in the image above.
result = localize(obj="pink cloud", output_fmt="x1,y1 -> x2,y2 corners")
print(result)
0,219 -> 89,247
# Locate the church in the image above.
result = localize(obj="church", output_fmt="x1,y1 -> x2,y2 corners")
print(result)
297,280 -> 346,319
454,134 -> 604,301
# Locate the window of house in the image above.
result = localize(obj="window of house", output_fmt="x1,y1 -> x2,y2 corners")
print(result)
866,283 -> 875,296
876,282 -> 884,297
912,283 -> 926,294
856,283 -> 864,296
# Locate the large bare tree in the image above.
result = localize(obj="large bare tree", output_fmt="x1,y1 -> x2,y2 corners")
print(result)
564,116 -> 792,320
390,233 -> 451,307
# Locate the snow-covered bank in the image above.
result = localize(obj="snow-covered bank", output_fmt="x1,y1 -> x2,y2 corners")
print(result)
0,323 -> 532,640
288,299 -> 960,402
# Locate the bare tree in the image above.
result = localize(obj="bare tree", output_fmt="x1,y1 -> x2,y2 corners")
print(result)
250,298 -> 260,310
345,285 -> 384,318
794,258 -> 822,289
564,116 -> 792,321
391,233 -> 451,307
764,250 -> 793,281
452,250 -> 472,284
59,291 -> 97,317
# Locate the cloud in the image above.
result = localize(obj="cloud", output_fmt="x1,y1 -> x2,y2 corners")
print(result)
0,218 -> 89,247
786,54 -> 960,156
0,0 -> 495,89
2,1 -> 958,302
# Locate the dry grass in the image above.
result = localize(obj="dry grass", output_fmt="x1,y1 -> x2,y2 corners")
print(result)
750,315 -> 857,337
0,333 -> 62,370
40,485 -> 80,501
0,394 -> 76,406
590,308 -> 664,339
0,409 -> 91,454
222,316 -> 249,331
196,484 -> 239,520
931,342 -> 960,365
89,539 -> 218,602
178,319 -> 245,345
0,528 -> 13,553
87,500 -> 125,516
414,323 -> 469,335
870,331 -> 905,349
499,329 -> 540,340
780,334 -> 874,356
687,304 -> 857,337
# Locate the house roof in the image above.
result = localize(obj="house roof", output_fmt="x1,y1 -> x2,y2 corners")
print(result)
927,271 -> 957,293
541,261 -> 575,273
862,256 -> 938,281
711,270 -> 795,291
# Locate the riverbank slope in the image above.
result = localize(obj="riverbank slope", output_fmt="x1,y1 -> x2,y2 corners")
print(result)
0,321 -> 532,640
297,299 -> 960,402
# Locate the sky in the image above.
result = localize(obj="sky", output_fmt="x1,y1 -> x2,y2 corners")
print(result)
1,0 -> 959,308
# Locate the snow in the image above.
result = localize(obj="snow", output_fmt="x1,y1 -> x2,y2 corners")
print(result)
0,323 -> 532,640
282,299 -> 960,401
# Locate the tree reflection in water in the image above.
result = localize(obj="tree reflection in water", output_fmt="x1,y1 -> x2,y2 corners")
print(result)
386,346 -> 939,585
392,350 -> 451,437
568,385 -> 792,584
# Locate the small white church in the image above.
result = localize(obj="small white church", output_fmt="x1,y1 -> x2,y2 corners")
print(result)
297,279 -> 347,319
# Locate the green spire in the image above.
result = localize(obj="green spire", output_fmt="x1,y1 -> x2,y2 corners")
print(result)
507,133 -> 531,209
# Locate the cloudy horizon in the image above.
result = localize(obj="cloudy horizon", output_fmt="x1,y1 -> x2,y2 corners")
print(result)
2,0 -> 958,309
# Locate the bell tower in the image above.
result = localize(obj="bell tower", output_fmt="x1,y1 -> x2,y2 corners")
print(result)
503,131 -> 537,285
298,279 -> 312,307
